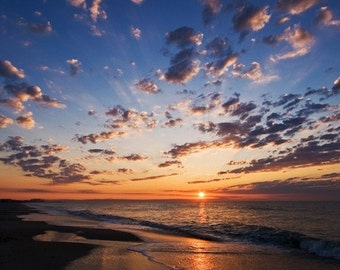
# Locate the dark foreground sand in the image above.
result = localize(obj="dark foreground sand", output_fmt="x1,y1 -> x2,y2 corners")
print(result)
0,201 -> 166,270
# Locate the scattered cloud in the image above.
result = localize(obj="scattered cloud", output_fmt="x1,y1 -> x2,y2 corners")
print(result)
314,6 -> 340,26
163,118 -> 183,128
232,5 -> 271,41
0,137 -> 90,184
130,26 -> 142,40
131,0 -> 144,5
276,0 -> 319,15
0,59 -> 25,79
135,78 -> 160,94
15,111 -> 35,129
75,131 -> 125,144
164,141 -> 217,159
332,77 -> 340,91
202,0 -> 222,25
0,83 -> 65,114
29,21 -> 52,34
89,0 -> 107,22
66,59 -> 82,76
163,48 -> 200,83
67,0 -> 87,8
270,25 -> 314,60
158,160 -> 183,168
166,26 -> 203,48
232,62 -> 278,83
120,154 -> 147,161
0,115 -> 14,128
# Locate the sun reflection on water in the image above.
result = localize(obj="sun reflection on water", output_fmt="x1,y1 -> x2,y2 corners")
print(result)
198,201 -> 207,224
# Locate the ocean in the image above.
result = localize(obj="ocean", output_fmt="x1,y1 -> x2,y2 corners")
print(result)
28,200 -> 340,269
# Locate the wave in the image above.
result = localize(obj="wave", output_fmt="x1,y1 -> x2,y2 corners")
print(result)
67,209 -> 340,260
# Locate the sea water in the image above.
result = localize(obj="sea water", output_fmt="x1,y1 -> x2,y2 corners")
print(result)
31,200 -> 340,263
31,200 -> 340,260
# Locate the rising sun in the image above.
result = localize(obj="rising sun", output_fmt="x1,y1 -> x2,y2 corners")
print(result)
198,191 -> 205,199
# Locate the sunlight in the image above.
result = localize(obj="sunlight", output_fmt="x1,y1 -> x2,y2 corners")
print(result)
198,191 -> 205,199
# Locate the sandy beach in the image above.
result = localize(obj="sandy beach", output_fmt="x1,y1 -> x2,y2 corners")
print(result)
1,201 -> 339,270
0,201 -> 166,270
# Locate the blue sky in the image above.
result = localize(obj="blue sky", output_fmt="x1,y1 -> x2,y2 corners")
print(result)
0,0 -> 339,200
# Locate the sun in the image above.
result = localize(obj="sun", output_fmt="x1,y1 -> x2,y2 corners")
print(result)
198,191 -> 205,199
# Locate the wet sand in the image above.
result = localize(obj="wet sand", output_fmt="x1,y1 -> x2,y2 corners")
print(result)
0,201 -> 166,270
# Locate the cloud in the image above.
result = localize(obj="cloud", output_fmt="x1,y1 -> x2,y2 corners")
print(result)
162,27 -> 204,84
194,83 -> 337,153
0,115 -> 14,128
271,25 -> 314,60
88,148 -> 115,155
304,86 -> 338,101
314,6 -> 340,26
89,0 -> 107,22
163,118 -> 183,128
166,27 -> 203,48
0,83 -> 65,114
332,77 -> 340,91
158,160 -> 183,168
53,161 -> 90,184
0,136 -> 24,151
135,78 -> 160,94
38,94 -> 66,108
0,137 -> 88,184
205,54 -> 238,78
15,112 -> 35,129
277,16 -> 291,24
131,0 -> 144,5
232,5 -> 271,41
228,139 -> 339,174
75,131 -> 125,144
117,168 -> 133,174
67,0 -> 106,36
67,0 -> 86,8
0,59 -> 25,79
163,48 -> 200,84
164,141 -> 218,158
104,106 -> 157,131
188,177 -> 231,184
130,173 -> 178,182
66,59 -> 82,76
29,21 -> 52,34
189,92 -> 222,114
120,154 -> 147,161
202,0 -> 222,25
88,109 -> 96,116
232,62 -> 278,83
276,0 -> 319,15
130,26 -> 142,40
263,34 -> 285,45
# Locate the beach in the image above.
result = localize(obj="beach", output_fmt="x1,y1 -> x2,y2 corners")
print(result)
1,201 -> 339,270
0,201 -> 166,270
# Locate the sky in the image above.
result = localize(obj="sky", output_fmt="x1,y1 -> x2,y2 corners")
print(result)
0,0 -> 339,201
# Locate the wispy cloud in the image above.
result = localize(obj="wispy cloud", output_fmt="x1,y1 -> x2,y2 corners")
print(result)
130,173 -> 178,182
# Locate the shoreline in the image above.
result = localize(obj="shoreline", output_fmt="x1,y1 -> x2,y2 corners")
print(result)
0,201 -> 166,270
